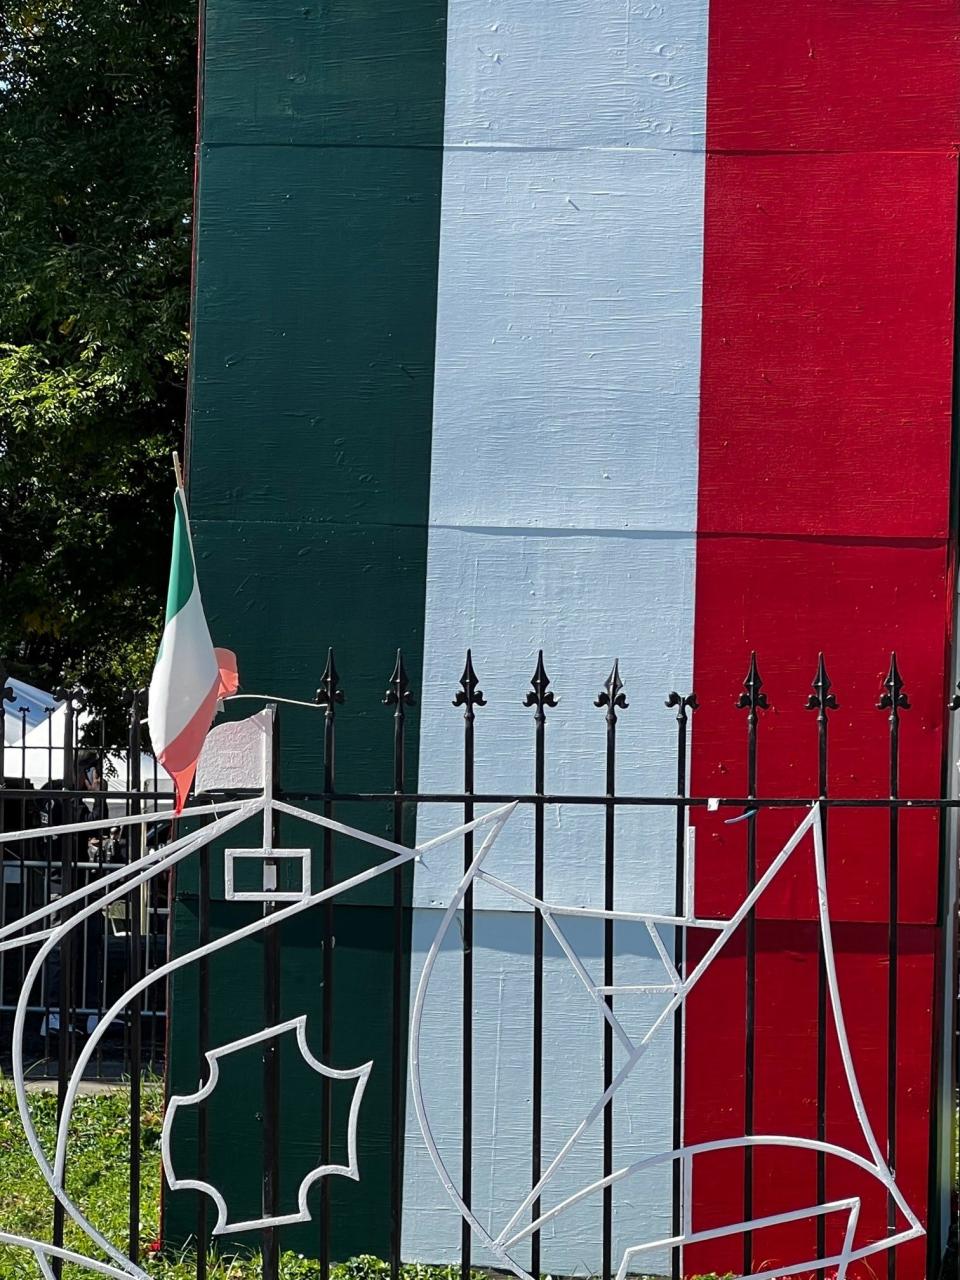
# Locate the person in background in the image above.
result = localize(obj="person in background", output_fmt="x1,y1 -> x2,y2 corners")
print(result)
39,750 -> 114,1037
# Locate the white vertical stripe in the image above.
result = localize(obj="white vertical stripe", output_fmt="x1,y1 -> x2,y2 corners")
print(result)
148,580 -> 219,752
405,0 -> 709,1270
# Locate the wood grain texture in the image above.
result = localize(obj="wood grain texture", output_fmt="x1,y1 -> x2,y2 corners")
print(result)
696,152 -> 956,541
406,0 -> 710,1263
169,0 -> 449,1256
201,0 -> 447,147
685,3 -> 959,1275
705,0 -> 960,152
403,909 -> 677,1273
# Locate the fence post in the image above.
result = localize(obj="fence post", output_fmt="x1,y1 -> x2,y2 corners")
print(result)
665,687 -> 697,1279
197,818 -> 210,1280
878,652 -> 909,1280
806,654 -> 837,1262
315,650 -> 343,1280
0,664 -> 12,1079
384,651 -> 414,1280
523,651 -> 558,1280
262,703 -> 281,1280
454,651 -> 485,1280
596,662 -> 628,1280
736,653 -> 768,1274
51,687 -> 81,1278
127,689 -> 145,1262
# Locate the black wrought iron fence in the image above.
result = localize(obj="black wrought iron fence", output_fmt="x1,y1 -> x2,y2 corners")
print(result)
0,649 -> 956,1280
0,685 -> 173,1079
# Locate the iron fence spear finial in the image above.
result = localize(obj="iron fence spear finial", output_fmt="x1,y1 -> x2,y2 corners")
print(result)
877,651 -> 910,712
806,652 -> 838,712
52,686 -> 86,710
665,690 -> 698,720
523,650 -> 558,719
453,649 -> 486,712
315,648 -> 344,711
383,649 -> 415,709
737,651 -> 768,712
594,660 -> 628,723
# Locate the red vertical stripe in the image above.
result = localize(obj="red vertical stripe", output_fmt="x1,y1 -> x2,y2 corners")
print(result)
686,5 -> 959,1277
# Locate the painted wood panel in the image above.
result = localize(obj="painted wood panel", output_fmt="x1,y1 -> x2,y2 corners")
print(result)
440,0 -> 708,149
685,4 -> 959,1275
704,0 -> 960,152
169,0 -> 449,1256
405,0 -> 711,1265
414,527 -> 696,913
403,908 -> 677,1275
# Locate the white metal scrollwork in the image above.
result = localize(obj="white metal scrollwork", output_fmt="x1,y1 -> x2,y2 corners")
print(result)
0,700 -> 923,1280
408,803 -> 923,1280
0,734 -> 517,1279
162,1016 -> 372,1233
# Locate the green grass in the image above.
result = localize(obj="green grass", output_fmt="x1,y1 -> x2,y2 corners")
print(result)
0,1080 -> 159,1280
0,1083 -> 525,1280
0,1081 -> 730,1280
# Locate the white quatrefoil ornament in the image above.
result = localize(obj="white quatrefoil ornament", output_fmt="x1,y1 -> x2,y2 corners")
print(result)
161,1016 -> 372,1234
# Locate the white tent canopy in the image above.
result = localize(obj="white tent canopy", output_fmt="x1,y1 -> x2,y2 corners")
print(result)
2,678 -> 172,795
3,677 -> 59,744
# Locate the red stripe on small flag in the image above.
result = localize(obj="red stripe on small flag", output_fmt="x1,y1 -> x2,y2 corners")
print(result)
161,679 -> 222,813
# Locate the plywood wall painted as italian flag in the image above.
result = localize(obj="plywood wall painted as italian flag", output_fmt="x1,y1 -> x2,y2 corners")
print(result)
168,3 -> 959,1278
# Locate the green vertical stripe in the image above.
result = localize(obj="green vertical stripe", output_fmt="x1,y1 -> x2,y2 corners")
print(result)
165,491 -> 196,622
166,0 -> 447,1261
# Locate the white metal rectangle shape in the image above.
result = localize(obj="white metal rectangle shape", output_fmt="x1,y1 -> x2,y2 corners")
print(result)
223,848 -> 312,902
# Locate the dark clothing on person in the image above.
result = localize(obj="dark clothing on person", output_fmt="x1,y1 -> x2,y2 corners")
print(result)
39,774 -> 122,1033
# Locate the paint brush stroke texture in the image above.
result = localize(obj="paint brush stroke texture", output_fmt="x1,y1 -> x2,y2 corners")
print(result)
182,0 -> 959,1272
405,0 -> 710,1270
684,4 -> 960,1277
176,0 -> 449,1257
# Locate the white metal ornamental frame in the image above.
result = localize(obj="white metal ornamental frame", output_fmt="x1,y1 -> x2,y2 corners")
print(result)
0,706 -> 922,1280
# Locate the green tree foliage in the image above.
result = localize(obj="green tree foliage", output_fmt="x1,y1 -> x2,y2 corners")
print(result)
0,0 -> 195,732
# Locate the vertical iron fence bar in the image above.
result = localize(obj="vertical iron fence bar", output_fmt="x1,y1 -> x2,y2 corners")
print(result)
384,652 -> 414,1280
41,708 -> 55,1043
0,665 -> 10,1058
878,653 -> 908,1280
149,744 -> 162,1074
42,717 -> 54,1064
121,742 -> 131,1070
936,681 -> 960,1278
806,655 -> 837,1262
736,654 -> 767,1275
46,704 -> 54,802
127,692 -> 144,1261
596,664 -> 627,1280
52,690 -> 78,1277
454,652 -> 485,1280
316,652 -> 343,1280
262,706 -> 282,1280
94,720 -> 107,1075
665,689 -> 696,1280
148,825 -> 161,1073
523,652 -> 557,1280
196,829 -> 211,1280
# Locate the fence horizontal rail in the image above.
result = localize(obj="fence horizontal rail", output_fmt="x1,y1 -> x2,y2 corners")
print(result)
0,649 -> 954,1280
275,790 -> 959,807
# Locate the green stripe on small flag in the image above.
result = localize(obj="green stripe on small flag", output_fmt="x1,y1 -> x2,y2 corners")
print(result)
165,490 -> 196,621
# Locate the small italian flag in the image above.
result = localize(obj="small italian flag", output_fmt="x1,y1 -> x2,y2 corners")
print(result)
148,478 -> 239,812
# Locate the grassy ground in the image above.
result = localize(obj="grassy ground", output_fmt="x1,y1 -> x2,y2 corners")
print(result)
0,1081 -> 162,1280
0,1081 -> 726,1280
